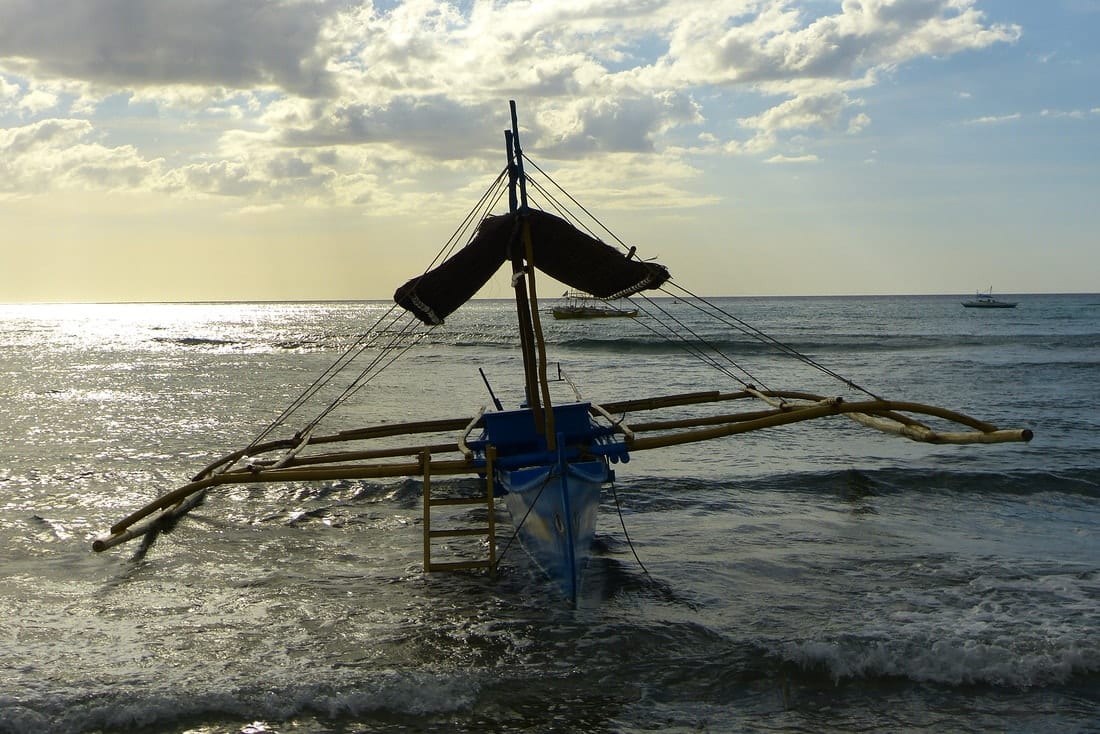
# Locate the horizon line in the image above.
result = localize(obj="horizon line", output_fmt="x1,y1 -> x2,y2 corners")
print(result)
3,291 -> 1098,307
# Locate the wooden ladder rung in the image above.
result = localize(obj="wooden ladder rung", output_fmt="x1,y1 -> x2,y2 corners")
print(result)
428,496 -> 491,507
427,560 -> 493,572
429,527 -> 492,538
422,446 -> 497,575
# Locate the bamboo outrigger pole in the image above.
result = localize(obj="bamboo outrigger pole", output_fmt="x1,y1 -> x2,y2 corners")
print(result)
92,384 -> 1031,553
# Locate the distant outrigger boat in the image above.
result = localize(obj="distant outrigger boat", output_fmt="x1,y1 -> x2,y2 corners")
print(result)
94,102 -> 1033,603
552,291 -> 638,319
963,288 -> 1017,309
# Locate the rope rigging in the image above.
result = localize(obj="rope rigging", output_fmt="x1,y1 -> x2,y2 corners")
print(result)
520,154 -> 885,403
243,168 -> 513,451
252,148 -> 918,457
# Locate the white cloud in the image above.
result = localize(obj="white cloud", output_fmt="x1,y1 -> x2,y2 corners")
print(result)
847,112 -> 871,134
0,0 -> 1024,206
964,113 -> 1022,125
18,88 -> 58,116
0,76 -> 19,102
0,118 -> 162,195
765,153 -> 820,164
1040,108 -> 1088,120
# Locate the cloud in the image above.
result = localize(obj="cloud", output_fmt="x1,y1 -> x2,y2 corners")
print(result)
0,118 -> 161,195
18,89 -> 59,116
765,153 -> 820,164
847,112 -> 871,134
740,91 -> 852,133
0,0 -> 1024,208
1040,108 -> 1090,120
652,0 -> 1020,88
964,113 -> 1022,125
0,0 -> 335,96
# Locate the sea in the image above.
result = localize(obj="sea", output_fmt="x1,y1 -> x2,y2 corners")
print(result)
1,293 -> 1097,733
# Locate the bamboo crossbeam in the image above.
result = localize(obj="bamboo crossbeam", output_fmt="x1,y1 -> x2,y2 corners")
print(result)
271,441 -> 461,468
93,387 -> 1031,553
625,398 -> 1031,452
328,417 -> 477,442
187,417 -> 480,480
627,399 -> 846,451
103,457 -> 477,540
597,390 -> 745,414
628,406 -> 806,433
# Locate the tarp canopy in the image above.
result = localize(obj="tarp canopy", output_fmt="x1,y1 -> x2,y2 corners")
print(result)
395,210 -> 670,325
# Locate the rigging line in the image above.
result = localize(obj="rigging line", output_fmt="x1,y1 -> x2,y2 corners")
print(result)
521,155 -> 634,254
632,294 -> 770,390
439,171 -> 509,264
245,302 -> 411,449
420,167 -> 510,276
610,480 -> 650,578
524,161 -> 873,394
660,283 -> 806,356
627,301 -> 762,391
627,297 -> 739,377
636,293 -> 767,387
662,282 -> 882,399
491,471 -> 557,573
300,315 -> 433,432
626,295 -> 747,382
248,176 -> 510,447
301,321 -> 423,432
252,307 -> 425,450
306,323 -> 435,429
524,176 -> 608,245
255,175 -> 510,449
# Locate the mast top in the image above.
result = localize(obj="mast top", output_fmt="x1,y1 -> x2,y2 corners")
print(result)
508,100 -> 529,213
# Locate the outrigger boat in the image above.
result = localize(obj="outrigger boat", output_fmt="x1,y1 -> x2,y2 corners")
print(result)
94,102 -> 1032,602
552,291 -> 639,319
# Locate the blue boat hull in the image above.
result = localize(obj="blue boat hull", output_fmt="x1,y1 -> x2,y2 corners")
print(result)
497,459 -> 607,602
469,401 -> 626,601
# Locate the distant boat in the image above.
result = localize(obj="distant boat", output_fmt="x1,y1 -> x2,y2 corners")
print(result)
552,290 -> 638,319
963,289 -> 1017,309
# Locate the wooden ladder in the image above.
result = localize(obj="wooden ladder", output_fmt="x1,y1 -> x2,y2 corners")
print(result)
421,447 -> 497,573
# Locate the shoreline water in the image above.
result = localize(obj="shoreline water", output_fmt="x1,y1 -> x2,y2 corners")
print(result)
1,295 -> 1097,732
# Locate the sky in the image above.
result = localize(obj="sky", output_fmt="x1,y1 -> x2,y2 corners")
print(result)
1,0 -> 1097,302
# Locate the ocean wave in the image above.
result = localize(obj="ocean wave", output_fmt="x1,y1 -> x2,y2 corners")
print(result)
548,332 -> 1100,357
0,671 -> 478,734
620,468 -> 1100,507
151,336 -> 244,348
774,623 -> 1100,689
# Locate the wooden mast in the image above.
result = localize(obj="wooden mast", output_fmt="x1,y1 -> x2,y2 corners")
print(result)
506,101 -> 556,446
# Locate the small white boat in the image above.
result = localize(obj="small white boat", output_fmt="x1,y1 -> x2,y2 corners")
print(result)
963,289 -> 1017,309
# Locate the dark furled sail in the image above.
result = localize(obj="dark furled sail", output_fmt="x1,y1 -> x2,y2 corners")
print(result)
395,210 -> 670,325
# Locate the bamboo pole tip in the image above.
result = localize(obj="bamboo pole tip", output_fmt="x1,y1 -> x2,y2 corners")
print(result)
92,538 -> 109,552
1022,429 -> 1034,442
